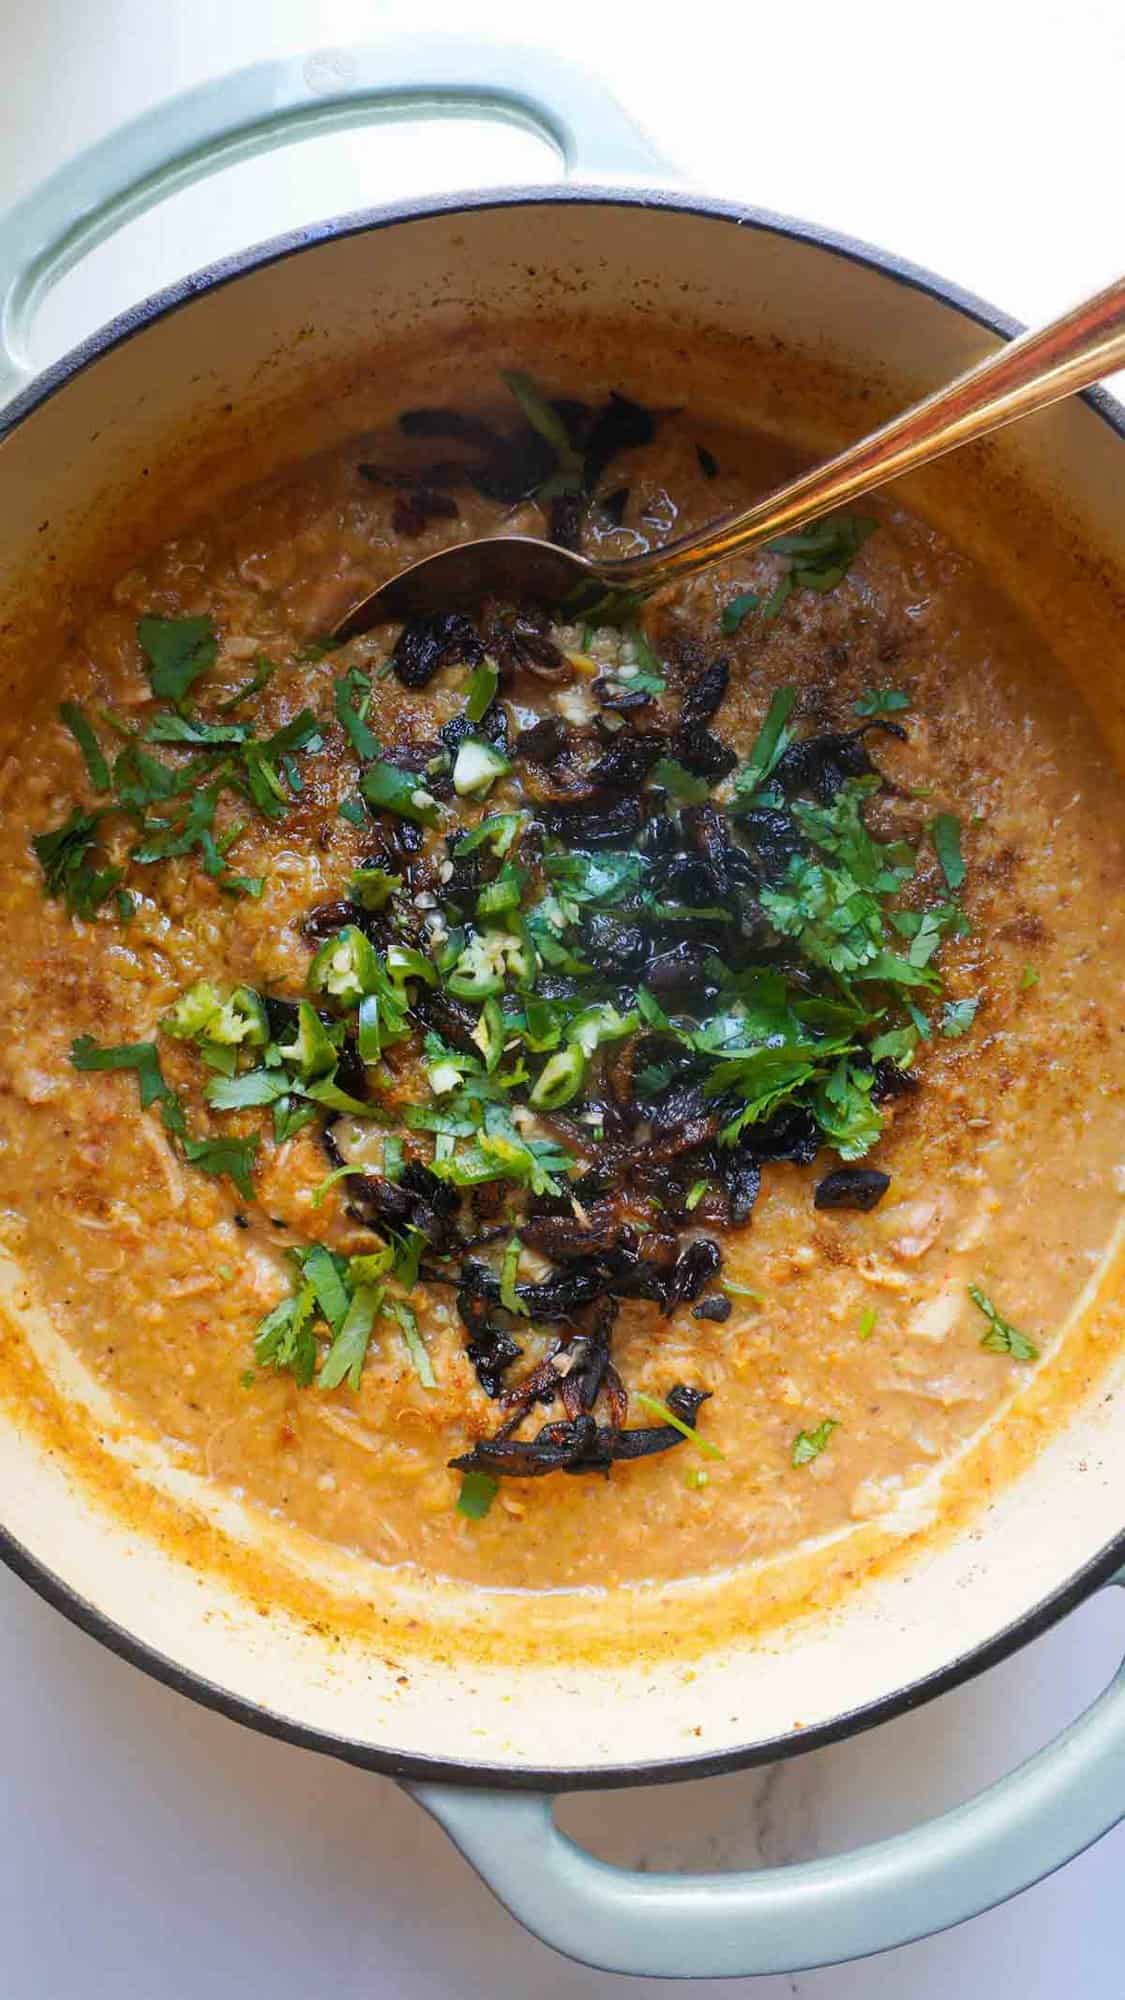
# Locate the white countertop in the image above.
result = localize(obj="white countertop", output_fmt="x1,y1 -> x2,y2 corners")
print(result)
0,4 -> 1121,1994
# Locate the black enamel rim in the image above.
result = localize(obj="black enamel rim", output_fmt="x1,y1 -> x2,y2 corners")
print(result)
2,183 -> 1123,1793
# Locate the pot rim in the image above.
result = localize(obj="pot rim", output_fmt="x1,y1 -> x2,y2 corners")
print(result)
2,182 -> 1123,1791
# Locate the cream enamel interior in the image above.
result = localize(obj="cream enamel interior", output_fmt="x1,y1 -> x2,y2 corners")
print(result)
0,197 -> 1123,1775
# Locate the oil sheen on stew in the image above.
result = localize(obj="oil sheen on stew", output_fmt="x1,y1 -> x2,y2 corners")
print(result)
1,379 -> 1122,1594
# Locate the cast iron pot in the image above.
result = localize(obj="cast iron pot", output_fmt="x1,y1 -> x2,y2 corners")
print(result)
0,37 -> 1122,1980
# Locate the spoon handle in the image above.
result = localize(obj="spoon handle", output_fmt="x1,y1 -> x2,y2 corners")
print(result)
597,273 -> 1125,592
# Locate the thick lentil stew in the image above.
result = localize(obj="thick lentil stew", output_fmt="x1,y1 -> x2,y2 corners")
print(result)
1,377 -> 1122,1594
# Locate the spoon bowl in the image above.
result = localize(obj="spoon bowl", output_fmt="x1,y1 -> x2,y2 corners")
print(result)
333,275 -> 1125,642
333,535 -> 598,638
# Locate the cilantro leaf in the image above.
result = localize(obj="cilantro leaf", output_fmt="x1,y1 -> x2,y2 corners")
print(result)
632,1390 -> 724,1460
813,1058 -> 883,1160
457,1470 -> 499,1519
319,1282 -> 381,1391
137,615 -> 218,704
854,687 -> 911,718
388,1298 -> 436,1387
59,702 -> 111,792
33,810 -> 122,918
216,655 -> 275,712
731,686 -> 798,802
650,757 -> 711,803
70,1034 -> 185,1135
542,848 -> 646,908
769,515 -> 875,590
720,590 -> 760,634
297,1244 -> 351,1332
182,1133 -> 259,1199
940,996 -> 978,1039
499,369 -> 583,491
255,1282 -> 318,1387
334,667 -> 380,761
792,1417 -> 838,1466
930,813 -> 966,892
928,814 -> 965,883
143,714 -> 249,745
205,1067 -> 292,1111
968,1285 -> 1039,1361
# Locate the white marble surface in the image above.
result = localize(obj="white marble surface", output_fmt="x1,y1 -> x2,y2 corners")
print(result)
0,3 -> 1122,1993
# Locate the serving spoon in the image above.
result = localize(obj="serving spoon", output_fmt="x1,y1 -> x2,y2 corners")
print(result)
334,274 -> 1125,639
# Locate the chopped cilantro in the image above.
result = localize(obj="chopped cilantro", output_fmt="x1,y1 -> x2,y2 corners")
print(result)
319,1282 -> 380,1391
59,702 -> 111,792
968,1285 -> 1039,1362
183,1134 -> 259,1200
1020,963 -> 1039,991
457,1469 -> 499,1519
721,1279 -> 763,1303
216,655 -> 275,711
868,1025 -> 918,1068
769,515 -> 875,590
136,614 -> 218,705
720,590 -> 760,634
813,1058 -> 883,1160
33,809 -> 121,918
650,757 -> 711,803
760,574 -> 794,619
70,1034 -> 185,1135
273,1095 -> 319,1144
731,686 -> 798,803
254,1284 -> 318,1387
930,813 -> 966,892
144,714 -> 249,746
857,1306 -> 877,1340
542,847 -> 645,908
499,369 -> 582,491
300,1244 -> 351,1332
388,1298 -> 436,1387
334,666 -> 380,761
792,1417 -> 838,1466
310,1162 -> 369,1208
940,996 -> 978,1039
854,687 -> 911,717
632,1390 -> 724,1460
241,710 -> 322,821
205,1068 -> 292,1111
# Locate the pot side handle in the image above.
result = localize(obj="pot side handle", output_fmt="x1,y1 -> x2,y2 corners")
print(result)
407,1573 -> 1125,1979
0,35 -> 671,405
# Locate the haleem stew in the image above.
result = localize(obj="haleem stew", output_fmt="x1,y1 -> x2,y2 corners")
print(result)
2,375 -> 1122,1594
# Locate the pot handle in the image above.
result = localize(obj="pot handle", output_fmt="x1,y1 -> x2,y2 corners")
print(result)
0,35 -> 671,404
407,1570 -> 1125,1978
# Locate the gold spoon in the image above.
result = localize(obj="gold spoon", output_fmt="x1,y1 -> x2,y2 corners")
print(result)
334,274 -> 1125,640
